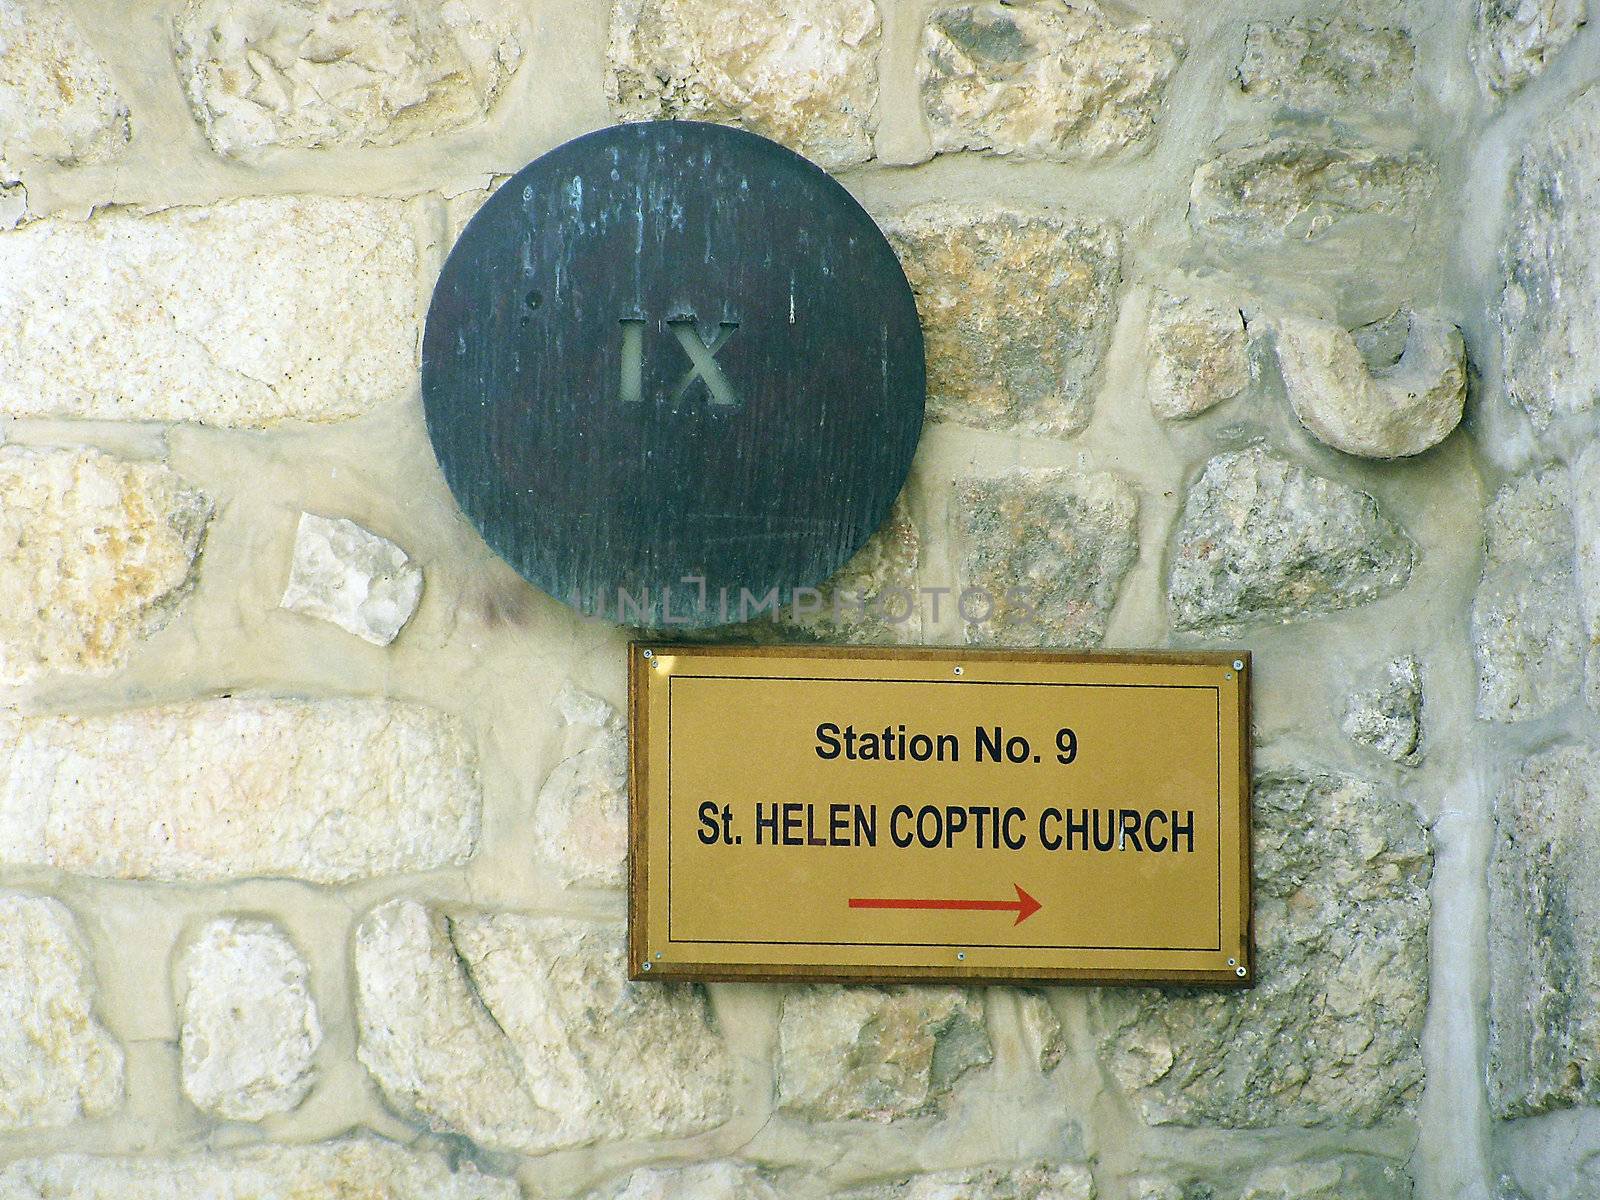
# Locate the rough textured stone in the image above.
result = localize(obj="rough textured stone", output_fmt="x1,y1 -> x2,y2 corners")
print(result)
1135,1156 -> 1412,1200
174,0 -> 523,157
1270,311 -> 1465,458
953,470 -> 1139,647
583,1164 -> 783,1200
0,895 -> 122,1132
1018,991 -> 1066,1073
607,0 -> 879,171
0,0 -> 129,181
355,900 -> 731,1153
1472,0 -> 1587,94
1100,770 -> 1430,1128
0,197 -> 419,427
843,1164 -> 1094,1200
1147,290 -> 1250,421
886,205 -> 1119,437
1236,14 -> 1414,109
1573,444 -> 1600,712
1500,85 -> 1600,429
1342,655 -> 1424,766
787,496 -> 921,643
1190,138 -> 1434,246
177,918 -> 320,1121
920,0 -> 1180,162
280,512 -> 423,646
776,986 -> 992,1121
1169,447 -> 1415,632
0,697 -> 480,883
1489,744 -> 1600,1117
0,1135 -> 517,1199
1472,467 -> 1584,722
0,447 -> 210,684
531,685 -> 628,888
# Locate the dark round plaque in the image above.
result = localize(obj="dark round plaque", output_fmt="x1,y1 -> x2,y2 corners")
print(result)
422,120 -> 924,627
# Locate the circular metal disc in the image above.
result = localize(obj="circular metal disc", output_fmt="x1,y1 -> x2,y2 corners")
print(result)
422,121 -> 925,627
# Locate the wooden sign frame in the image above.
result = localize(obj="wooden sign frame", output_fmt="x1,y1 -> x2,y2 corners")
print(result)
627,643 -> 1253,987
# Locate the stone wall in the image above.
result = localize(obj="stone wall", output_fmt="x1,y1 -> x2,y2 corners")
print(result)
0,0 -> 1594,1197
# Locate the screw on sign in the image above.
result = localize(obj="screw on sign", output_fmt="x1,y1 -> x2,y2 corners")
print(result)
421,121 -> 925,627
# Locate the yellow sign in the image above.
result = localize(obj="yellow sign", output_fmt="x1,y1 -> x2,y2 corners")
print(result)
628,645 -> 1252,986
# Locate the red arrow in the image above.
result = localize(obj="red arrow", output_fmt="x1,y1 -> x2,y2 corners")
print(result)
849,884 -> 1042,926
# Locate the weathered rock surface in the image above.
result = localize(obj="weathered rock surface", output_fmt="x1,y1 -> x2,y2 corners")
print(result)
0,697 -> 480,882
1489,744 -> 1600,1117
1147,290 -> 1250,421
1135,1155 -> 1412,1200
0,895 -> 122,1132
1169,447 -> 1415,631
1019,991 -> 1067,1073
886,205 -> 1119,437
0,197 -> 419,426
0,0 -> 129,181
1573,444 -> 1600,712
584,1163 -> 783,1200
280,512 -> 423,646
355,900 -> 731,1153
1099,770 -> 1430,1127
776,986 -> 991,1121
0,1135 -> 517,1199
1236,14 -> 1414,109
177,918 -> 320,1121
1270,311 -> 1465,458
1472,467 -> 1584,722
1500,85 -> 1600,429
531,686 -> 628,888
0,447 -> 210,684
1472,0 -> 1587,94
954,470 -> 1139,647
842,1164 -> 1094,1200
1190,138 -> 1434,247
1343,655 -> 1424,766
788,496 -> 921,643
920,0 -> 1180,162
174,0 -> 523,157
607,0 -> 880,170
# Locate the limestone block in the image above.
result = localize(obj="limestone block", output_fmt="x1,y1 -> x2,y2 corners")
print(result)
0,0 -> 128,181
787,497 -> 922,643
174,0 -> 523,157
1135,1156 -> 1412,1200
953,470 -> 1139,647
1236,14 -> 1415,109
1472,468 -> 1584,722
531,685 -> 628,888
355,900 -> 731,1154
0,447 -> 210,684
920,0 -> 1180,161
1098,770 -> 1430,1127
280,512 -> 423,646
1269,312 -> 1465,458
177,918 -> 320,1121
1501,85 -> 1600,428
842,1164 -> 1094,1200
1190,138 -> 1434,246
886,204 -> 1120,437
607,0 -> 879,170
1018,991 -> 1067,1073
1342,655 -> 1423,766
0,697 -> 480,883
1573,444 -> 1600,711
0,197 -> 419,427
1168,447 -> 1415,632
1489,744 -> 1600,1116
583,1164 -> 784,1200
0,1135 -> 517,1199
0,895 -> 122,1132
776,986 -> 992,1121
1147,290 -> 1250,421
1472,0 -> 1587,94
